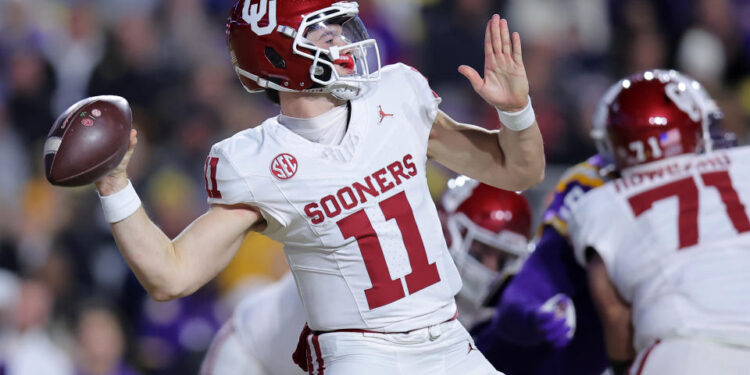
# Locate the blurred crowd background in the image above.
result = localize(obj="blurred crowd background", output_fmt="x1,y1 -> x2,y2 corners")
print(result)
0,0 -> 748,373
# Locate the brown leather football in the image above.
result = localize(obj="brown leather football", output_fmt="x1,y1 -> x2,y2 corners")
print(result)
44,96 -> 132,187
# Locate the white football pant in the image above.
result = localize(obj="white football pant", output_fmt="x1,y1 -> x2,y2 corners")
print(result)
200,322 -> 269,375
632,337 -> 750,375
303,319 -> 502,375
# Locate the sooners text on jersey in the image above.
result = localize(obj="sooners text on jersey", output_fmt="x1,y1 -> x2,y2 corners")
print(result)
203,64 -> 462,332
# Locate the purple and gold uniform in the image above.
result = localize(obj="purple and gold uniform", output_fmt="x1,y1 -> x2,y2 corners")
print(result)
473,155 -> 616,375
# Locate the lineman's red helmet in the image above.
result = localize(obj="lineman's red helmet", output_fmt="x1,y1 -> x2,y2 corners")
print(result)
591,70 -> 710,170
442,176 -> 532,312
226,0 -> 381,100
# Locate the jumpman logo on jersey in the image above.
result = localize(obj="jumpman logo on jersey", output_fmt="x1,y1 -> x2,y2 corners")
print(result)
377,106 -> 394,124
467,340 -> 478,354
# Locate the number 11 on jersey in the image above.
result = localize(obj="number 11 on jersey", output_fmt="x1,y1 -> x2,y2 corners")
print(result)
337,191 -> 441,310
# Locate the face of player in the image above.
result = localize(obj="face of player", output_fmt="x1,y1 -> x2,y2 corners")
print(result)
305,22 -> 357,76
468,241 -> 511,272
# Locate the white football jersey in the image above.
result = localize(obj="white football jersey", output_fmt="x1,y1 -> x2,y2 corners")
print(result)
568,146 -> 750,351
232,273 -> 306,375
204,64 -> 462,332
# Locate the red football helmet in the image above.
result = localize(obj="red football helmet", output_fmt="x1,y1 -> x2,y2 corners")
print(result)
442,176 -> 532,315
226,0 -> 381,100
590,70 -> 711,170
592,70 -> 736,166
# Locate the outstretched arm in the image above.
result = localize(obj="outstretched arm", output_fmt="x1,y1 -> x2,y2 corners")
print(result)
96,131 -> 262,301
428,14 -> 544,191
587,251 -> 635,364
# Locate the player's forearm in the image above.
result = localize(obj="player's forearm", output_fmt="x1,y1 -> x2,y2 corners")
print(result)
496,121 -> 545,190
109,205 -> 253,301
602,309 -> 635,362
428,111 -> 544,190
98,171 -> 258,301
109,207 -> 188,301
587,253 -> 636,361
594,289 -> 636,365
96,174 -> 189,300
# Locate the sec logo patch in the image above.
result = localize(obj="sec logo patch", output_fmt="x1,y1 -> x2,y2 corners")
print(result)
270,153 -> 298,180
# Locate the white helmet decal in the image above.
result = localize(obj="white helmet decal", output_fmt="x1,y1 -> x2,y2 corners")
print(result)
243,0 -> 277,36
665,82 -> 702,123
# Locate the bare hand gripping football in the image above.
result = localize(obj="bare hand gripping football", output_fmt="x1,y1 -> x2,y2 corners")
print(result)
44,95 -> 134,187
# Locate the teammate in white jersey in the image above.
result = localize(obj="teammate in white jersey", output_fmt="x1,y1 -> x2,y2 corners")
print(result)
200,273 -> 306,375
567,70 -> 750,375
93,0 -> 545,373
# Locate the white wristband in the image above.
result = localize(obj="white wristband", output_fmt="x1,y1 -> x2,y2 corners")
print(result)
98,180 -> 142,223
496,96 -> 536,131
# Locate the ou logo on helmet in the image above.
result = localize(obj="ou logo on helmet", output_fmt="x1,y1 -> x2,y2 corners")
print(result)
271,153 -> 298,180
243,0 -> 277,36
665,82 -> 702,123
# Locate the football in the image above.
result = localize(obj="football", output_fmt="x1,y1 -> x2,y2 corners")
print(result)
44,95 -> 132,187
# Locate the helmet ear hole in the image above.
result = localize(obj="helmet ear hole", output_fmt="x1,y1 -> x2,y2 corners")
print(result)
265,47 -> 286,69
312,61 -> 333,82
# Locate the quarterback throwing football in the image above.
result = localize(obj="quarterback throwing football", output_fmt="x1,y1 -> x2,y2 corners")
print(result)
94,1 -> 544,373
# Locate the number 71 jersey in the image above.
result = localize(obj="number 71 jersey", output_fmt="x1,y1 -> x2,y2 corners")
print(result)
568,146 -> 750,350
204,64 -> 462,332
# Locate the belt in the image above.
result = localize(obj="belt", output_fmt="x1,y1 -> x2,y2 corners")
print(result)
312,310 -> 459,336
292,310 -> 459,373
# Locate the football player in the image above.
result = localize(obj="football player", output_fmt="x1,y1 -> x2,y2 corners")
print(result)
93,0 -> 545,374
199,273 -> 306,375
568,70 -> 750,374
199,177 -> 534,375
441,176 -> 533,328
474,70 -> 732,375
472,90 -> 618,375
